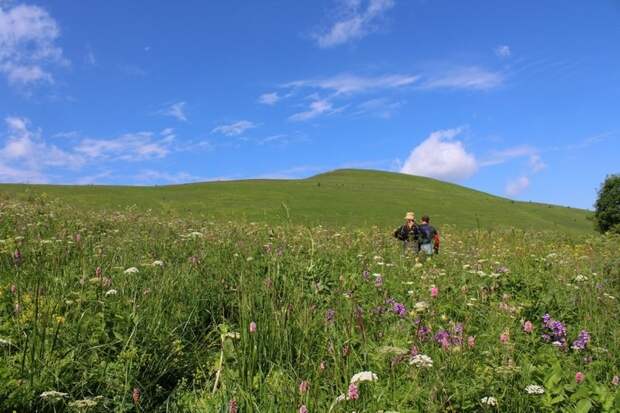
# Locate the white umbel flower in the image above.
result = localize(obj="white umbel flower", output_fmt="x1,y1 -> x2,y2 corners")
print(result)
152,260 -> 164,267
40,391 -> 68,399
350,371 -> 378,384
409,354 -> 433,368
105,289 -> 118,296
414,301 -> 429,312
481,396 -> 497,406
525,384 -> 545,394
124,267 -> 139,274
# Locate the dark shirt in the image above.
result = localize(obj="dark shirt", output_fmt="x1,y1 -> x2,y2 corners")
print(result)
394,223 -> 419,242
418,223 -> 438,244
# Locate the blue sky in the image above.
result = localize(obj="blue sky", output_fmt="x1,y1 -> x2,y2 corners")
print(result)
1,0 -> 619,209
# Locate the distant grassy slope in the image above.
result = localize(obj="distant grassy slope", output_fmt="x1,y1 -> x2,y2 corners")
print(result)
0,169 -> 592,233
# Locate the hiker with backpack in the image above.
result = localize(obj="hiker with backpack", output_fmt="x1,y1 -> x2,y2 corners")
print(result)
393,212 -> 420,254
418,215 -> 439,255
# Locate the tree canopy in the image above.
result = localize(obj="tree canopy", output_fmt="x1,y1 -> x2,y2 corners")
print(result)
594,174 -> 620,233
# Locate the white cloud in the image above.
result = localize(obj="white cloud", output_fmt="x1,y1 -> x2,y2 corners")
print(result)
0,116 -> 81,182
505,176 -> 529,196
86,48 -> 96,66
421,67 -> 503,91
480,145 -> 539,167
258,92 -> 280,105
289,99 -> 335,122
354,97 -> 402,118
74,132 -> 170,161
212,120 -> 257,136
0,2 -> 66,86
494,45 -> 511,58
528,154 -> 546,173
314,0 -> 395,48
159,101 -> 187,122
133,169 -> 199,184
400,128 -> 478,182
287,73 -> 418,95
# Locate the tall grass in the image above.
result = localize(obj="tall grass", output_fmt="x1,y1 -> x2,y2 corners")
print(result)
0,197 -> 618,412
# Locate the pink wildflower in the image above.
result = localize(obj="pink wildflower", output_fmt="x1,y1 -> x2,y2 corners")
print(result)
523,320 -> 533,333
347,383 -> 359,400
299,405 -> 308,413
132,388 -> 141,405
299,380 -> 309,394
500,331 -> 510,344
612,375 -> 619,386
430,286 -> 439,298
229,399 -> 238,413
319,360 -> 326,372
575,372 -> 585,384
249,321 -> 257,334
467,336 -> 476,348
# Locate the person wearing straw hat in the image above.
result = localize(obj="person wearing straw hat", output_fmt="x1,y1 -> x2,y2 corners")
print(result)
393,211 -> 420,254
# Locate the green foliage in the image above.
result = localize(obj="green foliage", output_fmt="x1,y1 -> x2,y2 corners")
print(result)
0,169 -> 593,233
0,196 -> 618,412
594,174 -> 620,234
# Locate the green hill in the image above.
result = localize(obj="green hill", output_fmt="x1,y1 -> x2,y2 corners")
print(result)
0,169 -> 592,233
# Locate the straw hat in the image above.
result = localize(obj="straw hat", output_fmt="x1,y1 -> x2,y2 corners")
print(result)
404,212 -> 415,220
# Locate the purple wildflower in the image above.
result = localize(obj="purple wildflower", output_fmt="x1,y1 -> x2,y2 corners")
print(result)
326,309 -> 336,323
362,270 -> 370,281
374,275 -> 383,288
571,330 -> 591,351
418,325 -> 431,341
434,330 -> 451,348
392,301 -> 406,317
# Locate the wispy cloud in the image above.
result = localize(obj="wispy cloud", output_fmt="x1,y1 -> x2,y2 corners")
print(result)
258,92 -> 281,105
420,66 -> 504,91
353,97 -> 403,118
0,2 -> 67,87
289,99 -> 340,122
212,120 -> 257,136
505,176 -> 529,196
74,131 -> 172,161
400,127 -> 478,182
494,45 -> 511,58
480,145 -> 539,167
287,73 -> 418,95
314,0 -> 395,48
133,169 -> 200,184
158,101 -> 187,122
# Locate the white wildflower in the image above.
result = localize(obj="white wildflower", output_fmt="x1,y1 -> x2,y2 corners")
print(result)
152,260 -> 164,267
40,390 -> 69,399
350,371 -> 378,384
574,274 -> 587,282
525,384 -> 545,394
480,396 -> 497,406
414,301 -> 429,312
105,289 -> 118,296
0,338 -> 11,346
409,354 -> 433,368
188,231 -> 203,238
124,267 -> 139,274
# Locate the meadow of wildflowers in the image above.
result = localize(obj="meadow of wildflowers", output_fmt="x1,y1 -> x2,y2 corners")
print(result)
1,196 -> 619,412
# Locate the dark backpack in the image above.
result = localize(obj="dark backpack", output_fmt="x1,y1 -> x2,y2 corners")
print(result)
419,224 -> 433,244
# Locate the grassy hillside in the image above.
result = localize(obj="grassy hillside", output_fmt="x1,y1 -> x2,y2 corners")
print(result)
0,169 -> 592,233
